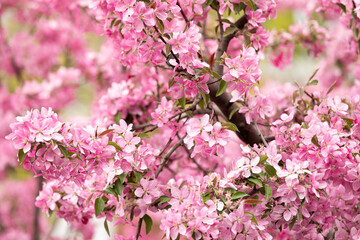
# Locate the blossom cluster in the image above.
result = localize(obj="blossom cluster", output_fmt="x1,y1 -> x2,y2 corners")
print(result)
222,47 -> 261,101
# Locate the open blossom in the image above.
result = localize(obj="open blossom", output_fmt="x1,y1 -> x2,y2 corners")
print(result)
186,114 -> 213,138
123,2 -> 155,32
246,9 -> 266,29
150,97 -> 174,127
234,156 -> 262,178
222,47 -> 261,101
35,181 -> 61,212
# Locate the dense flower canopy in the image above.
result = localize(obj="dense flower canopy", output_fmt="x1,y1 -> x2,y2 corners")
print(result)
2,0 -> 360,239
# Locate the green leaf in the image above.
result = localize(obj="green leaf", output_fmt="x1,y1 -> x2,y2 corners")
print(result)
155,195 -> 171,205
231,191 -> 248,200
311,135 -> 321,147
105,185 -> 116,195
259,155 -> 268,164
200,91 -> 208,109
336,3 -> 346,13
229,107 -> 239,120
119,172 -> 127,183
166,43 -> 172,56
202,192 -> 211,203
244,211 -> 258,225
204,0 -> 214,7
222,122 -> 239,132
264,185 -> 272,201
168,75 -> 175,88
178,96 -> 186,109
58,145 -> 69,160
134,171 -> 142,183
198,98 -> 205,110
306,79 -> 318,86
318,189 -> 329,199
156,17 -> 165,34
292,90 -> 298,103
109,18 -> 116,28
114,178 -> 123,196
18,149 -> 27,165
233,2 -> 246,14
114,111 -> 122,125
95,197 -> 105,217
139,133 -> 149,138
247,0 -> 256,10
289,216 -> 296,230
219,18 -> 234,25
224,187 -> 236,193
223,26 -> 237,37
143,214 -> 153,234
114,20 -> 121,27
216,80 -> 229,97
211,71 -> 221,79
297,209 -> 303,223
186,110 -> 194,118
108,141 -> 122,151
264,165 -> 277,177
130,206 -> 135,221
248,178 -> 263,187
104,219 -> 110,237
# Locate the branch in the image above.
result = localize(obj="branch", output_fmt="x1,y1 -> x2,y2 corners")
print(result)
32,176 -> 43,240
177,1 -> 189,23
207,15 -> 263,146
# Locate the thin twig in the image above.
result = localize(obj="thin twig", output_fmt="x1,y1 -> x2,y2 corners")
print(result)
134,97 -> 201,131
153,26 -> 180,64
169,97 -> 202,121
253,119 -> 268,147
155,134 -> 187,178
165,165 -> 176,175
159,137 -> 174,156
207,78 -> 222,85
176,133 -> 208,175
216,7 -> 224,38
177,1 -> 189,23
135,218 -> 143,240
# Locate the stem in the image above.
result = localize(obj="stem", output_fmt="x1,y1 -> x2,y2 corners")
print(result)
136,218 -> 143,240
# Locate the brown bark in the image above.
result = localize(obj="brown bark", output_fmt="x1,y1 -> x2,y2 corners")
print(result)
207,15 -> 263,146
